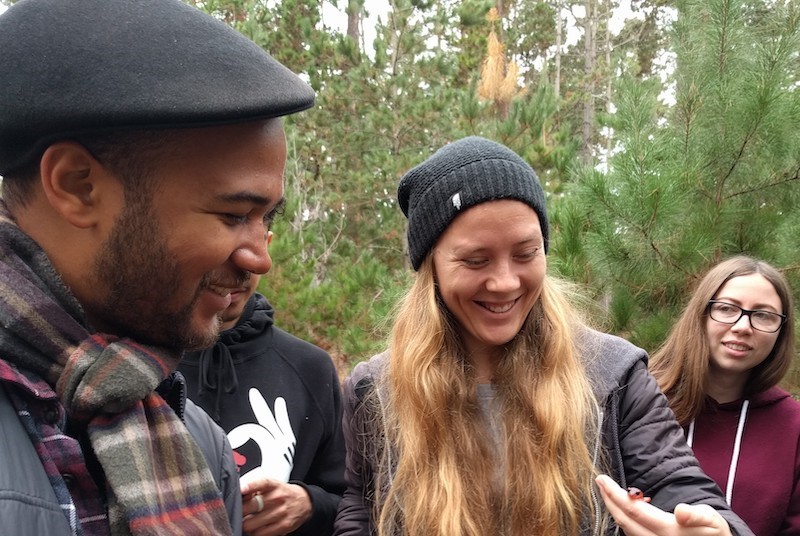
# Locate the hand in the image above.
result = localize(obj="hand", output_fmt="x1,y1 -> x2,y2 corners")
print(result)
595,474 -> 733,536
227,390 -> 296,482
241,476 -> 312,536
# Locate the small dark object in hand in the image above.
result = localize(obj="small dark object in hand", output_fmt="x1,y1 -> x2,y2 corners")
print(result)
627,487 -> 651,503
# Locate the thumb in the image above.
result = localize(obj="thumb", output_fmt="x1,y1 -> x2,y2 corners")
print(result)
674,503 -> 731,534
240,469 -> 278,495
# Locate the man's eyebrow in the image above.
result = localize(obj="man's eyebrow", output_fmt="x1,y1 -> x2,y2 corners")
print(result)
214,191 -> 275,207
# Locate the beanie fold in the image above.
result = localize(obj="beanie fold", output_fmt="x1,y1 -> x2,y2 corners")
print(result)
398,137 -> 549,270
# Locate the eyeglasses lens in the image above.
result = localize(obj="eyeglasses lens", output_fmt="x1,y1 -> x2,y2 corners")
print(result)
709,302 -> 783,332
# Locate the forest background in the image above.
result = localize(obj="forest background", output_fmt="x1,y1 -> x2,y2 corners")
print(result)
2,0 -> 799,391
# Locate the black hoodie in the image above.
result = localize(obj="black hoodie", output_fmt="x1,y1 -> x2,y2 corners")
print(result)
180,293 -> 346,536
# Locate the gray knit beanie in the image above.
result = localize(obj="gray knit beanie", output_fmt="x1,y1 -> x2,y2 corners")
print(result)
398,136 -> 549,271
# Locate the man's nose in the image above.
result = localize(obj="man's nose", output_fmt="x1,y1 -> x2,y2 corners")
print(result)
230,227 -> 272,274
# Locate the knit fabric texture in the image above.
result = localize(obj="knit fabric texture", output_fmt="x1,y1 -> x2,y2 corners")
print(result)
397,136 -> 549,270
0,0 -> 315,174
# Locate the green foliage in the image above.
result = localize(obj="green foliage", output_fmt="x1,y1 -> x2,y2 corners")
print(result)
549,196 -> 592,284
506,0 -> 557,66
570,0 -> 800,356
184,0 -> 799,393
262,218 -> 408,360
608,285 -> 637,334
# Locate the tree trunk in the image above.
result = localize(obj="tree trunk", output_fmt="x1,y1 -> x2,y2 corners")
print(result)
555,0 -> 563,99
346,0 -> 363,47
582,0 -> 598,165
604,0 -> 613,160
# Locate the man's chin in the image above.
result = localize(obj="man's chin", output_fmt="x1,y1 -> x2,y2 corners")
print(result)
179,317 -> 223,352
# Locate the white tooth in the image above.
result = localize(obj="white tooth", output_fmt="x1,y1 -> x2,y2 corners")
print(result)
208,285 -> 228,297
486,302 -> 513,313
726,342 -> 749,351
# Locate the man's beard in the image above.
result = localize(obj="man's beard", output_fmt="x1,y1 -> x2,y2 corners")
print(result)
88,200 -> 241,352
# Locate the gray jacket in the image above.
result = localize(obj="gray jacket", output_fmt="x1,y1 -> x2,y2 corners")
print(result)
333,329 -> 753,536
0,372 -> 242,536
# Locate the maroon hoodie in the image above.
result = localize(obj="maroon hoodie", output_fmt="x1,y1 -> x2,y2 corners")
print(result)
687,386 -> 800,536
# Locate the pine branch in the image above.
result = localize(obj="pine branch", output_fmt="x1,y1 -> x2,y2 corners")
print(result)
728,166 -> 800,199
589,183 -> 689,277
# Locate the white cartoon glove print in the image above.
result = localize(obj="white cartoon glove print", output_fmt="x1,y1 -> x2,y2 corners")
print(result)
227,389 -> 296,482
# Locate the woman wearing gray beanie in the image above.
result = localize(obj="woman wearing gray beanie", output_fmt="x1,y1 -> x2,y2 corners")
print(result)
334,137 -> 751,536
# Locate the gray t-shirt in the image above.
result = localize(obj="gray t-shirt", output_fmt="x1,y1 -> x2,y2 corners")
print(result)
477,383 -> 504,482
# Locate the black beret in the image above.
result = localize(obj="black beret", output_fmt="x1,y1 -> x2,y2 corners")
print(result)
398,136 -> 549,270
0,0 -> 316,174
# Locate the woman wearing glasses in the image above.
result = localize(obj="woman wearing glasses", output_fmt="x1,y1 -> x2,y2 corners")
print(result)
650,256 -> 799,536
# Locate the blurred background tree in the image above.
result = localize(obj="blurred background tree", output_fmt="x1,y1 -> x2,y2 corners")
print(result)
561,0 -> 800,357
1,0 -> 797,389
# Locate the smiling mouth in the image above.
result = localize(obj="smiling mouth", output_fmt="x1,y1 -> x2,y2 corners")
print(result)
723,341 -> 752,352
230,285 -> 251,294
206,272 -> 251,298
207,284 -> 235,297
479,300 -> 516,313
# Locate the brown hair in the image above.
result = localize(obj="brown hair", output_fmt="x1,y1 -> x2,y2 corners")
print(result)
650,255 -> 795,425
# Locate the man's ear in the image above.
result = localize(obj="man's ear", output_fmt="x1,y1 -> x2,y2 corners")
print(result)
38,141 -> 112,229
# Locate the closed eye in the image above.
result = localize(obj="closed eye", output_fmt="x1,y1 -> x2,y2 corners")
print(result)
221,213 -> 249,226
218,199 -> 286,229
462,258 -> 489,267
515,248 -> 541,261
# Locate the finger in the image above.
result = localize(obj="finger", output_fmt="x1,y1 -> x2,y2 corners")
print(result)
242,502 -> 292,536
674,503 -> 731,532
239,467 -> 280,494
595,475 -> 673,536
273,397 -> 296,444
240,470 -> 280,495
249,388 -> 283,439
242,493 -> 266,517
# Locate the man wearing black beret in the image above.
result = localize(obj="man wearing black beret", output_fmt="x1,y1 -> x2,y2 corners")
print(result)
0,1 -> 315,535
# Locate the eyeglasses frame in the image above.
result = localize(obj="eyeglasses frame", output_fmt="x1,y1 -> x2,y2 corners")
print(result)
706,300 -> 787,333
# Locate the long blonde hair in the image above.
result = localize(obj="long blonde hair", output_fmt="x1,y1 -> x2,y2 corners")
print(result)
650,255 -> 796,425
373,258 -> 600,536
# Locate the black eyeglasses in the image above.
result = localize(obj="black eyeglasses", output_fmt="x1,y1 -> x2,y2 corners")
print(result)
707,300 -> 787,333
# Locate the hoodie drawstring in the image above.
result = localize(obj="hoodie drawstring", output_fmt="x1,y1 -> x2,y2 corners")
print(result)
686,399 -> 750,505
197,342 -> 239,422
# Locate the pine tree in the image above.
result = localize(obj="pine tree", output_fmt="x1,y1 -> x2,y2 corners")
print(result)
561,0 -> 800,352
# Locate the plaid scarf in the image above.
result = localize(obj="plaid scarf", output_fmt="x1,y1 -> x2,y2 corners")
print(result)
0,202 -> 232,536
